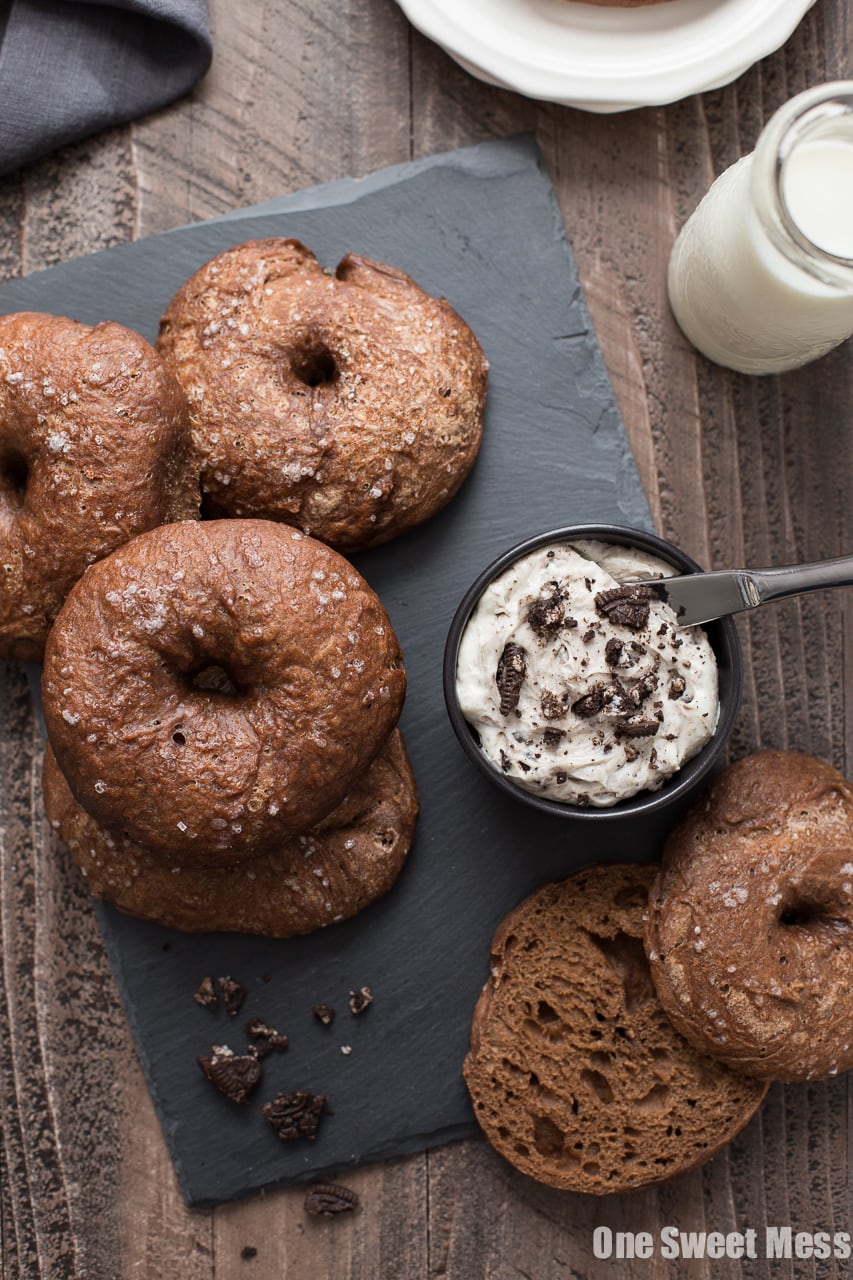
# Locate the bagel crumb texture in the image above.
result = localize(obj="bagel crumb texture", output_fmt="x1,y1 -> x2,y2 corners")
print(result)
645,750 -> 853,1081
463,864 -> 767,1194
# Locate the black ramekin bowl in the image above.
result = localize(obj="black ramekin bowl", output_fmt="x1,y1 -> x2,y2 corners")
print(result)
443,524 -> 743,825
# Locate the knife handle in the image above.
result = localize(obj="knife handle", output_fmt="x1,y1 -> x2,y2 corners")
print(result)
752,555 -> 853,605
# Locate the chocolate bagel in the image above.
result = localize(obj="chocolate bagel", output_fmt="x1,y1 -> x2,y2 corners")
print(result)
0,311 -> 198,660
42,520 -> 406,867
44,730 -> 418,936
157,238 -> 488,551
645,751 -> 853,1082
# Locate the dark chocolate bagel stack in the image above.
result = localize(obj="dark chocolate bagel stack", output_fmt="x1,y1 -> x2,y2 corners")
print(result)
42,519 -> 418,937
36,239 -> 490,934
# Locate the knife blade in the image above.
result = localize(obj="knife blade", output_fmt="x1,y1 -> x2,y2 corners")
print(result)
657,555 -> 853,628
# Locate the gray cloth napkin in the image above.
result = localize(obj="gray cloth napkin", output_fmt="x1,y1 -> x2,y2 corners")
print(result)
0,0 -> 211,176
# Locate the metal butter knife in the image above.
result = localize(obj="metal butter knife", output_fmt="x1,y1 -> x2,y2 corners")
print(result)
659,554 -> 853,628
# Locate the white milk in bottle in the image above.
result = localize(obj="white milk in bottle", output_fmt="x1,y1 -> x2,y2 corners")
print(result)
668,83 -> 853,374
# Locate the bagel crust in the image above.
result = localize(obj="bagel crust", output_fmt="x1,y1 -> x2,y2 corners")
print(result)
0,311 -> 198,660
44,730 -> 418,937
157,238 -> 488,551
646,751 -> 853,1081
42,520 -> 406,867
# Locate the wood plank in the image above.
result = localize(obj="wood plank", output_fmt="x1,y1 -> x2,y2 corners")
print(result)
212,1155 -> 427,1278
132,0 -> 413,236
19,130 -> 138,272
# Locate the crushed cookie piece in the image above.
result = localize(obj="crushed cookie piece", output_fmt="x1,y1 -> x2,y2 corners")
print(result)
624,744 -> 639,761
197,1045 -> 261,1104
526,583 -> 566,638
193,976 -> 218,1010
582,628 -> 596,644
499,750 -> 512,773
241,1245 -> 258,1260
495,642 -> 527,715
572,680 -> 633,720
246,1018 -> 289,1055
349,986 -> 373,1015
633,672 -> 659,704
313,1004 -> 335,1026
668,676 -> 686,699
218,976 -> 246,1016
572,686 -> 605,718
542,728 -> 563,749
575,793 -> 590,809
594,583 -> 662,631
304,1183 -> 360,1217
604,637 -> 623,666
263,1090 -> 328,1141
616,717 -> 660,740
540,690 -> 563,721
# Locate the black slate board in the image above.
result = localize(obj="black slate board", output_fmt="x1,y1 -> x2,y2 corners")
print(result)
3,138 -> 657,1206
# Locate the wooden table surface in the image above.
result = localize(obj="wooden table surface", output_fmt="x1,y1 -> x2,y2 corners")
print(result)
2,1 -> 852,1276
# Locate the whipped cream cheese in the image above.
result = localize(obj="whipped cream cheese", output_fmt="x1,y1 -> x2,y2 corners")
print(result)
455,540 -> 719,807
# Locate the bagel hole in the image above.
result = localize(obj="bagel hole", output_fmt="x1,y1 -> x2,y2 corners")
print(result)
190,664 -> 241,698
291,344 -> 337,388
0,449 -> 28,503
778,896 -> 843,930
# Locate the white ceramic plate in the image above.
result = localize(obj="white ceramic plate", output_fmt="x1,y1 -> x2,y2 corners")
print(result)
397,0 -> 817,112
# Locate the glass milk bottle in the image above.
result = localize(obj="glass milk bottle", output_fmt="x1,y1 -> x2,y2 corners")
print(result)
668,83 -> 853,374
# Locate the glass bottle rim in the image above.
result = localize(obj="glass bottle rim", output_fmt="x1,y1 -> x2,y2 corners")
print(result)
751,81 -> 853,290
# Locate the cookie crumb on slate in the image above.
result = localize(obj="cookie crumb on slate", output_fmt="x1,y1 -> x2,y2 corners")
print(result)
263,1090 -> 328,1141
313,1004 -> 335,1026
218,976 -> 247,1016
193,976 -> 218,1010
304,1183 -> 360,1217
197,1045 -> 262,1104
348,986 -> 373,1015
241,1245 -> 258,1260
246,1018 -> 289,1056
